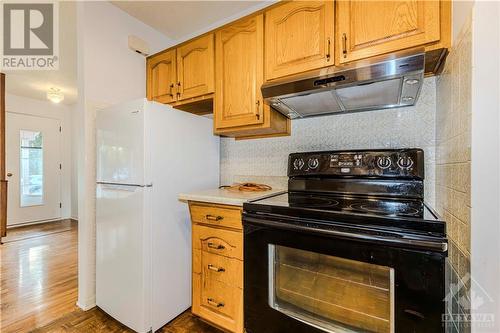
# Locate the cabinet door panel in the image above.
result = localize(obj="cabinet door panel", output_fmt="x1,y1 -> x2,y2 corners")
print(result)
265,1 -> 334,80
337,1 -> 440,63
147,50 -> 177,103
177,34 -> 215,100
215,15 -> 265,130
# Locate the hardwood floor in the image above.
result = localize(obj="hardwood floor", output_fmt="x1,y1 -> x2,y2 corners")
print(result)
1,220 -> 223,333
32,307 -> 223,333
0,220 -> 79,332
1,219 -> 76,243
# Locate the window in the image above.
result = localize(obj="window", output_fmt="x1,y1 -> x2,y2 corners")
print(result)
20,130 -> 43,207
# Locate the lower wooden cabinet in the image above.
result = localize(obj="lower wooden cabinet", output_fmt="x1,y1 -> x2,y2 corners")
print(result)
189,202 -> 244,333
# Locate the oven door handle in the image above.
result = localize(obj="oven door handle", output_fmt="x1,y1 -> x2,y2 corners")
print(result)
244,217 -> 447,252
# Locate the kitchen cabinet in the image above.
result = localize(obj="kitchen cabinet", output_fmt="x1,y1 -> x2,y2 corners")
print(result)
176,34 -> 215,101
265,1 -> 335,81
189,202 -> 244,333
336,1 -> 448,64
147,49 -> 177,104
146,34 -> 215,113
214,14 -> 290,138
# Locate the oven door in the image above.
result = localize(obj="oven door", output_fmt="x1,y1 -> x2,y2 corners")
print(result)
243,215 -> 446,333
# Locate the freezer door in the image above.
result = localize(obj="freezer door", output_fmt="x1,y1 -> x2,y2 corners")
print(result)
96,99 -> 146,185
96,183 -> 151,333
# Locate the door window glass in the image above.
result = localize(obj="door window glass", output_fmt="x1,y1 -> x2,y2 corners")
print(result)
20,130 -> 44,207
269,245 -> 395,333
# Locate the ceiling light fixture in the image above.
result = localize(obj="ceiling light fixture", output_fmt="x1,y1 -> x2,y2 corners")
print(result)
47,88 -> 64,103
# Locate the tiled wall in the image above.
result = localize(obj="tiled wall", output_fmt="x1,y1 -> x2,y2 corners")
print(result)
220,77 -> 437,205
435,14 -> 472,333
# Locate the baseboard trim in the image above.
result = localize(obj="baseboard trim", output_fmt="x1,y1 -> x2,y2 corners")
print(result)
76,300 -> 96,311
7,217 -> 73,229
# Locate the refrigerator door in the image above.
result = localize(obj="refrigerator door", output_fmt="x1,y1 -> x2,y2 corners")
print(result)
96,183 -> 151,333
96,99 -> 146,186
146,101 -> 220,331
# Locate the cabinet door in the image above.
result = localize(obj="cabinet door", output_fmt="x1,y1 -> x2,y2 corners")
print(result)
265,1 -> 334,81
147,50 -> 177,103
215,15 -> 265,130
336,1 -> 440,63
177,34 -> 215,101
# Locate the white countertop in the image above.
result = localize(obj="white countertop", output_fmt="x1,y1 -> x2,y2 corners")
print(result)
178,187 -> 286,206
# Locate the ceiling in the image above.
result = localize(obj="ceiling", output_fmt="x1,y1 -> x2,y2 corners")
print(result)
4,1 -> 77,105
3,1 -> 273,106
111,1 -> 274,42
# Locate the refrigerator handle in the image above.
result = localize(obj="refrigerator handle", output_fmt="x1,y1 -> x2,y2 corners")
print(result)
97,181 -> 153,187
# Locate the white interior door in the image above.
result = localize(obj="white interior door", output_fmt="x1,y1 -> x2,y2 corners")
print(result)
6,112 -> 61,226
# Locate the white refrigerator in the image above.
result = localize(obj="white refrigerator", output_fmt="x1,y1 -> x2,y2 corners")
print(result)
96,99 -> 219,332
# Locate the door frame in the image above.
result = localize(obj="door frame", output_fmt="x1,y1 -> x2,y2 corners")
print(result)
1,73 -> 6,242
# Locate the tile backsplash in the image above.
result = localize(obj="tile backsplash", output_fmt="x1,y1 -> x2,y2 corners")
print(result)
220,77 -> 437,205
436,13 -> 472,333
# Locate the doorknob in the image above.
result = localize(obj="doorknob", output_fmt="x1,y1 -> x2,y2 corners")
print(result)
6,173 -> 12,177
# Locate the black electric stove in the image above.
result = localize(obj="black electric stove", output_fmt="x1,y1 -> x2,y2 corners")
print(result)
243,149 -> 447,333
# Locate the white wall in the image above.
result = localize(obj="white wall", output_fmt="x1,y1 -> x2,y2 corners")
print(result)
75,1 -> 172,310
470,2 -> 500,332
5,93 -> 73,220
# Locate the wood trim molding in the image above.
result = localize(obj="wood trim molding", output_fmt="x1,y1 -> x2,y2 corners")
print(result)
0,73 -> 6,239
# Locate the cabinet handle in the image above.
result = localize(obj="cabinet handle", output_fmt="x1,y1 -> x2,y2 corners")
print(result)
208,264 -> 226,273
207,242 -> 225,250
326,37 -> 331,61
205,214 -> 223,222
207,298 -> 225,308
176,81 -> 181,98
256,100 -> 261,120
169,83 -> 174,97
342,33 -> 347,58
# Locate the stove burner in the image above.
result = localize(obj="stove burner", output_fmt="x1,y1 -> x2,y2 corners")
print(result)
289,196 -> 339,208
349,201 -> 421,217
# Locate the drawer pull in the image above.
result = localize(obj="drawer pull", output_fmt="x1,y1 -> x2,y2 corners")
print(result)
207,242 -> 225,250
207,298 -> 225,308
205,214 -> 223,222
207,264 -> 225,273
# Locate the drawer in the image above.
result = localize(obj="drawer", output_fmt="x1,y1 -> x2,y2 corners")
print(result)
189,202 -> 242,230
193,273 -> 243,333
193,250 -> 243,288
192,224 -> 243,260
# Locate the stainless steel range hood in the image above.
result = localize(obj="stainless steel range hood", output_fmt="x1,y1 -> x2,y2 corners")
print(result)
261,49 -> 425,119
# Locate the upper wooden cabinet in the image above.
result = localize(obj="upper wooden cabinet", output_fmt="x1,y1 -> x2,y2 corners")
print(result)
147,49 -> 177,104
215,15 -> 264,130
265,1 -> 335,81
147,34 -> 215,105
176,34 -> 215,101
336,1 -> 442,64
214,15 -> 290,138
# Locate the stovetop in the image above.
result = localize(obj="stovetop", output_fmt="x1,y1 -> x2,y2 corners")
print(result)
244,191 -> 445,237
256,192 -> 430,218
243,149 -> 446,238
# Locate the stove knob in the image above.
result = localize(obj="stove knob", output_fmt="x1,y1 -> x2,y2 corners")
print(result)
397,156 -> 414,169
293,158 -> 305,170
308,158 -> 319,169
376,156 -> 392,169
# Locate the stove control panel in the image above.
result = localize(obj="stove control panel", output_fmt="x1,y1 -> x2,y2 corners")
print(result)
288,149 -> 424,179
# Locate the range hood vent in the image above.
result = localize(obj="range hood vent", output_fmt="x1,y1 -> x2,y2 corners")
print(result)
262,49 -> 426,119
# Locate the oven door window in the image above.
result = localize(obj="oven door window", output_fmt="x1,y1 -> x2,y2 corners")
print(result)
269,245 -> 395,333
